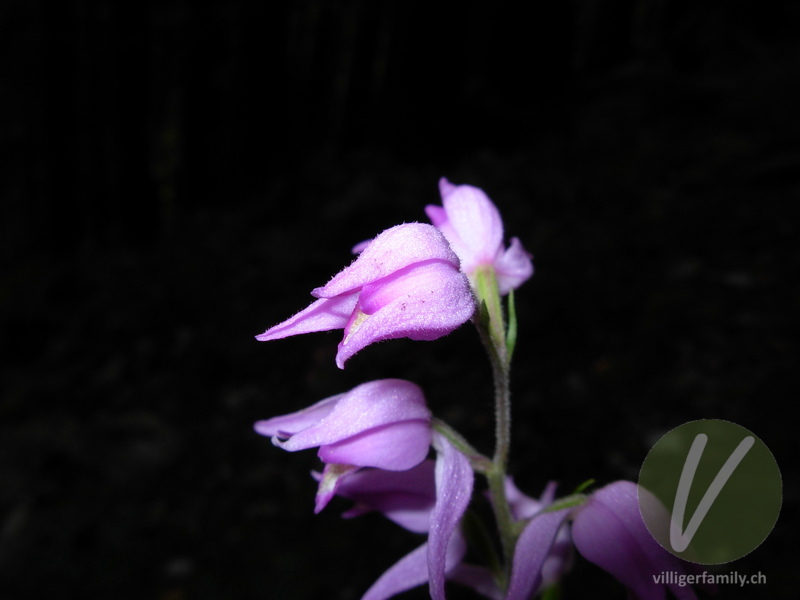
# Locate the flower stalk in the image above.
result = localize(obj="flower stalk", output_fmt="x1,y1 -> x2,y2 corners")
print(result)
472,265 -> 517,586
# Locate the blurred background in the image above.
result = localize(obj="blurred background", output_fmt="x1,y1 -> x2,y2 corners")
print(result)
1,1 -> 797,598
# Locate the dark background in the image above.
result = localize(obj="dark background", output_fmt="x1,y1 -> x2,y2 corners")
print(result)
1,1 -> 797,599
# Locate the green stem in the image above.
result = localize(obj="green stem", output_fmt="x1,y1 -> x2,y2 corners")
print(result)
472,267 -> 516,585
485,338 -> 515,581
474,267 -> 507,354
490,343 -> 511,471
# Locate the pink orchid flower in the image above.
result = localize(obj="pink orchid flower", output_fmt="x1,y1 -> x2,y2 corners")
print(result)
506,481 -> 710,600
256,222 -> 475,368
426,178 -> 533,295
254,379 -> 433,513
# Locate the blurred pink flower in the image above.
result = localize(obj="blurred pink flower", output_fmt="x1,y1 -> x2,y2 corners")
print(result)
426,178 -> 533,295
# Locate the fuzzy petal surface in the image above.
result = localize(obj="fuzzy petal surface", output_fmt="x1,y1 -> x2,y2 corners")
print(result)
255,293 -> 358,341
428,432 -> 474,600
253,394 -> 342,439
254,380 -> 432,474
335,261 -> 474,368
257,222 -> 475,367
314,223 -> 461,299
274,379 -> 430,452
424,204 -> 466,261
317,419 -> 432,470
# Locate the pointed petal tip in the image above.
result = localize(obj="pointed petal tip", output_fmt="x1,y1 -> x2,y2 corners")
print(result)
438,177 -> 457,199
352,239 -> 372,254
425,204 -> 448,228
314,491 -> 332,514
427,432 -> 474,600
314,464 -> 359,514
253,421 -> 289,440
506,507 -> 572,600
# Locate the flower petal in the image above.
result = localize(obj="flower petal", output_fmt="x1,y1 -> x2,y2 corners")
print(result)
428,432 -> 474,600
424,204 -> 468,261
255,293 -> 358,341
336,261 -> 474,368
494,237 -> 534,295
313,463 -> 358,513
354,261 -> 458,316
424,204 -> 449,229
334,461 -> 437,533
361,535 -> 466,600
253,394 -> 342,439
275,379 -> 431,452
361,542 -> 430,600
572,481 -> 699,600
318,420 -> 432,470
502,477 -> 557,521
314,223 -> 461,299
505,507 -> 572,600
439,180 -> 504,272
438,177 -> 458,199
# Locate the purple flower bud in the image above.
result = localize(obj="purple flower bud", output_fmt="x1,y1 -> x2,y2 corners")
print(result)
256,222 -> 475,368
426,178 -> 533,295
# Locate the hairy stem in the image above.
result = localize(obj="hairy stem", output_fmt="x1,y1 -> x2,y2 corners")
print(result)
473,267 -> 516,585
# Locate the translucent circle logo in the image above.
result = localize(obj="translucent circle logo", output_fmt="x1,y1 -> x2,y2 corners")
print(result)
638,419 -> 781,564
